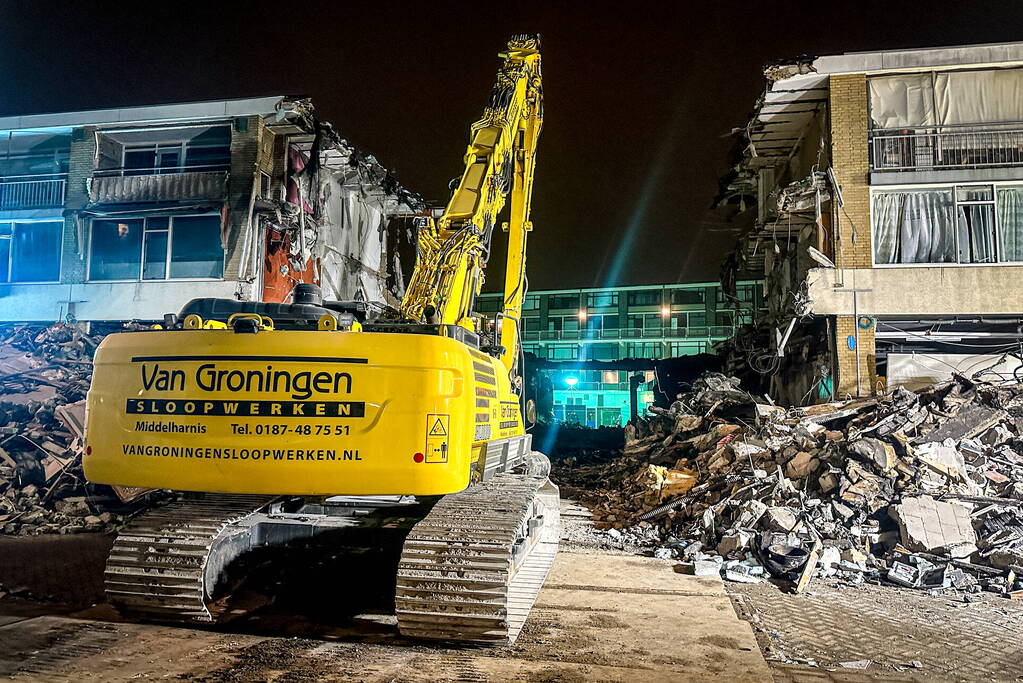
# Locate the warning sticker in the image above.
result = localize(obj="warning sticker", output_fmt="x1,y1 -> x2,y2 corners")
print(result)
425,413 -> 450,463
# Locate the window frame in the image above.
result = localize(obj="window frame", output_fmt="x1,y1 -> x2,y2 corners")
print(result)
871,180 -> 1023,267
87,213 -> 225,283
112,125 -> 232,176
586,291 -> 618,308
0,218 -> 64,284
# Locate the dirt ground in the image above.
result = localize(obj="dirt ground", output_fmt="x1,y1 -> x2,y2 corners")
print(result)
4,498 -> 1022,682
0,501 -> 771,682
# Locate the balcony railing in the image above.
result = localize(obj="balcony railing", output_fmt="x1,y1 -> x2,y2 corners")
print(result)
0,174 -> 67,210
522,326 -> 735,342
89,170 -> 228,204
94,163 -> 230,178
871,126 -> 1023,172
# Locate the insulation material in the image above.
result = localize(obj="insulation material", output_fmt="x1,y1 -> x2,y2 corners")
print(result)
316,186 -> 392,305
869,73 -> 935,129
887,353 -> 1023,390
935,68 -> 1023,126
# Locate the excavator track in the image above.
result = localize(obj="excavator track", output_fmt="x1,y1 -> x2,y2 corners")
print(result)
395,472 -> 560,645
104,495 -> 274,623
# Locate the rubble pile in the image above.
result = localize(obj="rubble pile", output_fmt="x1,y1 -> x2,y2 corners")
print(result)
554,372 -> 1023,595
0,324 -> 140,536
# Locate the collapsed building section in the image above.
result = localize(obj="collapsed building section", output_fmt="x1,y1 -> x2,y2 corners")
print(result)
0,96 -> 422,324
719,43 -> 1023,404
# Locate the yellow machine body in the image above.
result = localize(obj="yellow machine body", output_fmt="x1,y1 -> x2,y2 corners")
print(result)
83,327 -> 522,496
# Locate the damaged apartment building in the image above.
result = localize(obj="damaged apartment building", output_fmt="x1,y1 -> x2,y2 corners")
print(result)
0,96 -> 420,324
720,41 -> 1023,404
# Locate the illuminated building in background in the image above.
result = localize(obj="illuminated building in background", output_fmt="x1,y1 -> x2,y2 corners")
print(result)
476,281 -> 764,426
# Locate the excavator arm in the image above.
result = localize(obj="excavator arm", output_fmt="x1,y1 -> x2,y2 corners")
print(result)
400,34 -> 542,375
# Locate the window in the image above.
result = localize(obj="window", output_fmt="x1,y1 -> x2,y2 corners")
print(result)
587,343 -> 618,361
626,290 -> 660,306
670,342 -> 706,356
586,291 -> 618,308
522,343 -> 540,356
105,126 -> 231,176
547,344 -> 578,361
547,294 -> 579,310
0,132 -> 70,178
548,315 -> 579,332
522,295 -> 539,311
259,172 -> 272,199
688,312 -> 708,327
671,289 -> 704,305
89,215 -> 223,281
523,317 -> 541,332
624,342 -> 661,359
715,311 -> 733,327
873,184 -> 1023,264
475,296 -> 501,313
0,220 -> 62,282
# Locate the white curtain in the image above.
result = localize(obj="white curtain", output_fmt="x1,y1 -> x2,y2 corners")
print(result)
935,69 -> 1023,126
997,188 -> 1023,261
873,191 -> 955,264
956,204 -> 996,263
869,74 -> 935,129
870,68 -> 1023,128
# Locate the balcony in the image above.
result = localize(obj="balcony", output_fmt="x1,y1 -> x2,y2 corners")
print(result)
89,168 -> 228,204
0,174 -> 67,210
871,126 -> 1023,172
526,326 -> 736,341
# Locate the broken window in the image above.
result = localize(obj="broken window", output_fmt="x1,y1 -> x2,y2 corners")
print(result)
89,215 -> 223,281
0,220 -> 62,283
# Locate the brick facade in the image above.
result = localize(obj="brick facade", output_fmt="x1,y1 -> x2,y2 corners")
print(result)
829,74 -> 876,397
61,127 -> 98,284
834,315 -> 876,398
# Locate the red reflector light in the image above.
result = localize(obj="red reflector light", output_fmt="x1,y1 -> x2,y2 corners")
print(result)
86,445 -> 92,455
413,452 -> 424,463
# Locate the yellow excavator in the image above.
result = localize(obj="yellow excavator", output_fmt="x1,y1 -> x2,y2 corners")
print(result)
83,34 -> 557,645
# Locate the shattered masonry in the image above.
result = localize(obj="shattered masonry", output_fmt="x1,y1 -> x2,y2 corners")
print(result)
555,371 -> 1023,595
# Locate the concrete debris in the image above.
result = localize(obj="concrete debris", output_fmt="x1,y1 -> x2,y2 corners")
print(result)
553,371 -> 1023,597
0,324 -> 153,536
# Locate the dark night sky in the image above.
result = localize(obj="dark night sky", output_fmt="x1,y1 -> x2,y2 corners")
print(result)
2,2 -> 1022,289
